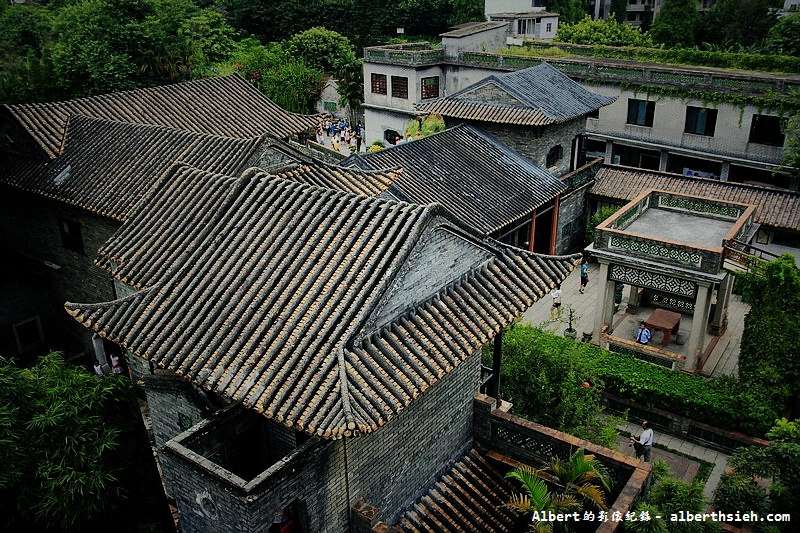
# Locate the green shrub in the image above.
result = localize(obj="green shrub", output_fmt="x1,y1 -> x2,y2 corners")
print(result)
495,326 -> 780,437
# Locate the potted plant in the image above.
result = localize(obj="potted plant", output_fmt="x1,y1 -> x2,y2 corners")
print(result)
564,305 -> 579,339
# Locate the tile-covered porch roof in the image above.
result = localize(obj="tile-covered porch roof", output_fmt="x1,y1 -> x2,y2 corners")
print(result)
592,165 -> 800,231
415,62 -> 615,126
342,124 -> 565,234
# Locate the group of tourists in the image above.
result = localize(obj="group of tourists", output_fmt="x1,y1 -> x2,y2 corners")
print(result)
316,117 -> 363,154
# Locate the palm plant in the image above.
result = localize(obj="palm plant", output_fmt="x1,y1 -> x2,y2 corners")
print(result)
504,465 -> 581,533
504,449 -> 613,532
546,448 -> 612,512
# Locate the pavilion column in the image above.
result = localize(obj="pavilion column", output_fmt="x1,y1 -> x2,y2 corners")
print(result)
626,285 -> 642,314
549,196 -> 560,255
710,273 -> 733,335
592,261 -> 613,344
687,283 -> 713,369
528,210 -> 536,252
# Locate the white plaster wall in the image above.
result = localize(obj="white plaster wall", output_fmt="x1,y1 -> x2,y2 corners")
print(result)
584,83 -> 785,165
485,0 -> 538,16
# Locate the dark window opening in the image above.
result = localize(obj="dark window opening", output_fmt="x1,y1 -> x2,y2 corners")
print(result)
13,317 -> 44,354
58,218 -> 85,255
546,145 -> 563,167
370,73 -> 387,95
749,114 -> 785,146
391,76 -> 408,99
384,129 -> 401,145
421,76 -> 439,99
626,99 -> 655,127
684,106 -> 717,136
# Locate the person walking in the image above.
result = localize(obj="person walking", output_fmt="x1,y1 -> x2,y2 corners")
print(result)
635,321 -> 651,345
579,259 -> 589,294
550,284 -> 562,319
631,420 -> 654,462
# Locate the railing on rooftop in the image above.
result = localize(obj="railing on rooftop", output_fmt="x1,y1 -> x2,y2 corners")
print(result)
560,157 -> 604,190
364,44 -> 444,65
364,43 -> 795,96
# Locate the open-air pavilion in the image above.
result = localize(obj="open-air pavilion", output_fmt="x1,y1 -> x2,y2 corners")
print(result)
586,189 -> 756,372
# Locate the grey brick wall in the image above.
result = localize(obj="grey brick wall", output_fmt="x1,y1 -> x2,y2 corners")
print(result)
344,352 -> 480,525
0,187 -> 119,354
450,120 -> 586,178
368,228 -> 493,332
142,372 -> 216,451
158,349 -> 482,532
556,181 -> 594,254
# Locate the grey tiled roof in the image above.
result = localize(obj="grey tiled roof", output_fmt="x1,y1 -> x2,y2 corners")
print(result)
0,116 -> 395,223
275,163 -> 400,197
67,164 -> 580,439
1,74 -> 320,159
415,63 -> 615,125
592,165 -> 800,231
0,116 -> 273,221
395,449 -> 517,532
96,163 -> 401,289
343,124 -> 565,234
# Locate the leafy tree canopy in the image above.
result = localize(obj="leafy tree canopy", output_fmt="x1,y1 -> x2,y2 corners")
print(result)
714,419 -> 800,532
765,11 -> 800,56
738,254 -> 800,414
547,0 -> 589,25
696,0 -> 781,49
284,26 -> 356,74
0,352 -> 142,531
556,16 -> 654,47
650,0 -> 699,48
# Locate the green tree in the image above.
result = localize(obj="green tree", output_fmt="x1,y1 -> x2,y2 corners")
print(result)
448,0 -> 485,25
504,449 -> 612,531
504,465 -> 582,533
178,9 -> 237,67
0,352 -> 142,531
284,26 -> 357,74
738,254 -> 800,414
650,0 -> 699,48
765,12 -> 800,56
585,205 -> 620,243
610,0 -> 628,23
547,0 -> 588,25
696,0 -> 781,49
713,419 -> 800,532
556,16 -> 654,47
486,324 -> 618,446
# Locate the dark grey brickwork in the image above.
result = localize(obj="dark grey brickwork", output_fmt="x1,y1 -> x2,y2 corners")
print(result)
141,372 -> 218,451
157,350 -> 482,532
446,119 -> 586,178
556,180 -> 594,254
368,228 -> 492,332
0,187 -> 119,354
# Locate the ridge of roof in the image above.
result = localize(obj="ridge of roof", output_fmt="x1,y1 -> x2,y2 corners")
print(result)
2,74 -> 321,159
66,164 -> 580,439
415,63 -> 616,124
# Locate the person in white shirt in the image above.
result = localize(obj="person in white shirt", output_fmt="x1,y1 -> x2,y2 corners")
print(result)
550,284 -> 562,318
631,420 -> 654,462
635,321 -> 652,345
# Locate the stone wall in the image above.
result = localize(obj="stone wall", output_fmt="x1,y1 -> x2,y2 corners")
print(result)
451,119 -> 585,178
142,372 -> 218,451
159,350 -> 482,532
556,179 -> 593,254
0,187 -> 120,354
